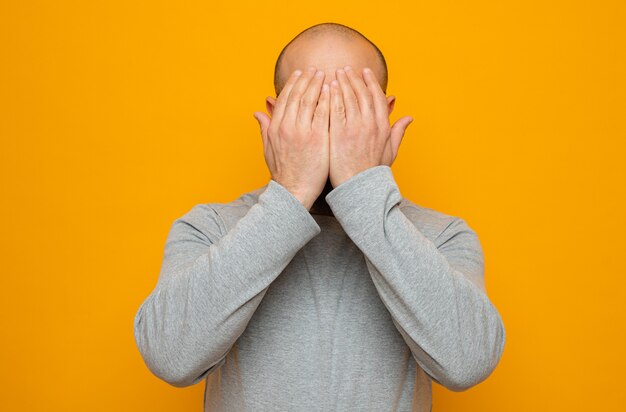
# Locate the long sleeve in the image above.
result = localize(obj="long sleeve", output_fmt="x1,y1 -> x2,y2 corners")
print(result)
324,165 -> 506,392
133,180 -> 321,388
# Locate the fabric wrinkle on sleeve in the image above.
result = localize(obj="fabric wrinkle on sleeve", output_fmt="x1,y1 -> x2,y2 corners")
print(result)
133,179 -> 321,388
325,165 -> 506,392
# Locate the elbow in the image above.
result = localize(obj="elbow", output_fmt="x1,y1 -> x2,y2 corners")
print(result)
443,366 -> 494,392
157,367 -> 211,388
444,318 -> 507,392
146,354 -> 224,388
132,302 -> 201,388
133,300 -> 225,388
133,303 -> 179,386
138,350 -> 202,388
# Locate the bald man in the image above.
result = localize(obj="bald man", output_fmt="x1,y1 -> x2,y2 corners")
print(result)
134,22 -> 506,412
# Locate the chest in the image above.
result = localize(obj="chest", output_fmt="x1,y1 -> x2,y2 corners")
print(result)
240,219 -> 405,352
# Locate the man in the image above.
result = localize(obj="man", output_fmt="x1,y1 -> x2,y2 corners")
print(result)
133,22 -> 506,411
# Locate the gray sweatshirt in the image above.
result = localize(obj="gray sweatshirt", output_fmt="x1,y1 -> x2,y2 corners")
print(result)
133,165 -> 506,411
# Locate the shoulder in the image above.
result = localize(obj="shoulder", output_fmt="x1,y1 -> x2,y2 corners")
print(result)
399,197 -> 485,290
397,197 -> 470,246
174,183 -> 268,239
399,197 -> 481,249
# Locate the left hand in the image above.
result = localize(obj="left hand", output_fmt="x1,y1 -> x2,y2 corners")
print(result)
329,65 -> 414,188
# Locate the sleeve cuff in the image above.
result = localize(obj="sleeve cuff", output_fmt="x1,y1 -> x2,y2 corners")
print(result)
259,179 -> 322,242
324,165 -> 403,234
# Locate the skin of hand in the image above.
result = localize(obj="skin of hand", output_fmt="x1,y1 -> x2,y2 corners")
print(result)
329,65 -> 414,188
253,66 -> 330,210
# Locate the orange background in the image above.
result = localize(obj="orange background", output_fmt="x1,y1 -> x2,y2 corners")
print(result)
1,1 -> 625,411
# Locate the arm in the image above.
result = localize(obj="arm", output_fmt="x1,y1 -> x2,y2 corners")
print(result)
133,180 -> 321,387
325,165 -> 506,392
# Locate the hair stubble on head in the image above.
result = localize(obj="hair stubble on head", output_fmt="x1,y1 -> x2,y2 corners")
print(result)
273,22 -> 388,97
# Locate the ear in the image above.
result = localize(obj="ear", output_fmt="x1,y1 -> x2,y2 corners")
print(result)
387,95 -> 396,116
266,96 -> 277,117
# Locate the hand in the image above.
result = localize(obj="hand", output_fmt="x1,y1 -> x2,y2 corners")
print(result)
329,65 -> 414,188
253,67 -> 330,210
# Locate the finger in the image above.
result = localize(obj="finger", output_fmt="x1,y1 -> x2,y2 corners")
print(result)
362,67 -> 388,125
254,111 -> 276,171
344,66 -> 375,118
330,79 -> 345,128
312,83 -> 330,133
389,115 -> 414,157
336,68 -> 359,121
272,69 -> 304,124
283,66 -> 318,124
297,69 -> 325,129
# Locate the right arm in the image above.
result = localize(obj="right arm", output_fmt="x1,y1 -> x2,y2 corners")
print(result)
134,66 -> 330,388
133,181 -> 321,387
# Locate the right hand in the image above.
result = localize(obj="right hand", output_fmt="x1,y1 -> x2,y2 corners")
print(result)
253,66 -> 330,210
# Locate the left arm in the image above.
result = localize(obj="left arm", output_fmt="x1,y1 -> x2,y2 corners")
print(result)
325,165 -> 506,392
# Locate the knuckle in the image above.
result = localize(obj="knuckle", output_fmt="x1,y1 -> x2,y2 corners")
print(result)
278,123 -> 290,135
300,94 -> 314,108
287,87 -> 301,100
288,92 -> 303,106
267,124 -> 277,137
333,104 -> 345,114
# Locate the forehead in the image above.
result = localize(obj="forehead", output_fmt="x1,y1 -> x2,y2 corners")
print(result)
281,35 -> 381,80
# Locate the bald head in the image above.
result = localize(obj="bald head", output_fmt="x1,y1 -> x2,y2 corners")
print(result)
273,22 -> 388,97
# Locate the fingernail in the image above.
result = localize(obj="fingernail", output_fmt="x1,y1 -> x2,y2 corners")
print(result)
344,65 -> 352,71
322,84 -> 329,93
363,67 -> 371,74
294,70 -> 302,76
331,80 -> 339,88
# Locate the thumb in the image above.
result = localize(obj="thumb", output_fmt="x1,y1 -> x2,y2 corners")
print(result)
253,111 -> 271,146
389,115 -> 414,156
